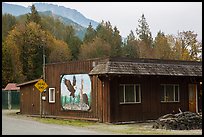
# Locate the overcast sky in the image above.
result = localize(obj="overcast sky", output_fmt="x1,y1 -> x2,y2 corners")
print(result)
6,2 -> 202,41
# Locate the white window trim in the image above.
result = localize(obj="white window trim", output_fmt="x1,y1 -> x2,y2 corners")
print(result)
49,88 -> 55,103
161,84 -> 180,103
119,84 -> 141,104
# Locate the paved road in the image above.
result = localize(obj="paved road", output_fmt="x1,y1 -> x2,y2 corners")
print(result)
2,110 -> 113,135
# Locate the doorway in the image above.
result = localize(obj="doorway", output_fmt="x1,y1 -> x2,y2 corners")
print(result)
188,84 -> 197,113
197,82 -> 202,112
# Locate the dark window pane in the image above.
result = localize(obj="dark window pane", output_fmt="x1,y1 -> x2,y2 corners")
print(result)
136,85 -> 140,102
161,85 -> 179,102
166,85 -> 174,101
175,85 -> 179,101
125,85 -> 134,102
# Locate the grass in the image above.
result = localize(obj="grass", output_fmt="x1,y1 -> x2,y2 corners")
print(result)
33,117 -> 98,127
32,117 -> 202,135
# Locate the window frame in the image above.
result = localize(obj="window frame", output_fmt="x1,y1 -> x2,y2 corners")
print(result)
119,84 -> 141,104
49,88 -> 55,103
160,84 -> 180,103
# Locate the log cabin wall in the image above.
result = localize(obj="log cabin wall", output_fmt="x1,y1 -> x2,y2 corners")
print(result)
44,58 -> 108,120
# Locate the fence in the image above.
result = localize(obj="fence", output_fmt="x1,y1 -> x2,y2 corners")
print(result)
2,90 -> 20,109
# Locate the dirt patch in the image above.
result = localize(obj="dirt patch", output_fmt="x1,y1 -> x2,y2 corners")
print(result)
86,121 -> 202,135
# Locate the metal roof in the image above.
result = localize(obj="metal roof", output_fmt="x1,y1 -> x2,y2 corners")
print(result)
4,83 -> 20,91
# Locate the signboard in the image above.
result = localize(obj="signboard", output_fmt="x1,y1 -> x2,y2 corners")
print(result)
35,79 -> 48,93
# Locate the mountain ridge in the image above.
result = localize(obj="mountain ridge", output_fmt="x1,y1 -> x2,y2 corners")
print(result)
38,11 -> 87,40
33,3 -> 98,29
2,2 -> 99,29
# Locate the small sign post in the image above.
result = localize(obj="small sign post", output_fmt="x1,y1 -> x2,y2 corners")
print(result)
35,79 -> 48,93
35,79 -> 48,118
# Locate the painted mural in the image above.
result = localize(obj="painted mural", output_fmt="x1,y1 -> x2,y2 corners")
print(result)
60,74 -> 91,111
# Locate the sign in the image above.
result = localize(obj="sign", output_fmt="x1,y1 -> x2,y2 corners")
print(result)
35,79 -> 48,93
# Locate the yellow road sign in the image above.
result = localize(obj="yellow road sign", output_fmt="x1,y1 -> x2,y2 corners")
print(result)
35,79 -> 48,92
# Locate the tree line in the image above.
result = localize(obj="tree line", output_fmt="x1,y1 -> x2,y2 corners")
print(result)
2,5 -> 202,87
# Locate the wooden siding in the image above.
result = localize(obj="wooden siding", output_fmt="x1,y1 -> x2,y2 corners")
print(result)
44,58 -> 201,123
19,57 -> 201,123
44,58 -> 106,120
20,84 -> 40,115
108,75 -> 200,123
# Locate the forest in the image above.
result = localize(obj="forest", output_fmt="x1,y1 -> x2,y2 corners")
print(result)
2,5 -> 202,87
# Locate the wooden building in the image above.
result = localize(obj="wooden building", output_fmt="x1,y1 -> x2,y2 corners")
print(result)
17,57 -> 202,123
17,79 -> 41,115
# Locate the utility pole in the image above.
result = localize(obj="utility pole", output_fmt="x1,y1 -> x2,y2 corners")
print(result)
42,53 -> 45,117
40,44 -> 46,118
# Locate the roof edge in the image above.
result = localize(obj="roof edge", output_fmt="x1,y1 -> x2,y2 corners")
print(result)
17,78 -> 41,87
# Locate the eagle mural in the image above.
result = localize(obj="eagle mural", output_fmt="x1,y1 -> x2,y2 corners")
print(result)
61,74 -> 91,111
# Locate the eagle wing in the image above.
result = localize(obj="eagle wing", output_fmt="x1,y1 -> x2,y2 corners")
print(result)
64,78 -> 75,98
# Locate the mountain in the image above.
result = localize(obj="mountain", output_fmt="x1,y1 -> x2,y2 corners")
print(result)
2,2 -> 99,29
39,11 -> 87,40
14,10 -> 87,40
34,3 -> 99,29
2,2 -> 124,40
2,2 -> 30,16
40,11 -> 84,30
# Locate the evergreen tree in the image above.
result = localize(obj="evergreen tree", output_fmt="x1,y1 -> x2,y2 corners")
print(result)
136,14 -> 153,47
2,42 -> 14,87
95,21 -> 122,57
19,22 -> 46,80
123,30 -> 139,58
96,20 -> 113,43
83,22 -> 96,44
27,4 -> 41,25
110,26 -> 122,57
2,13 -> 16,41
64,26 -> 82,60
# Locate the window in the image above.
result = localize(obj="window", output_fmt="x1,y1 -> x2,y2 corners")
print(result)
49,88 -> 55,103
119,84 -> 141,104
161,84 -> 179,102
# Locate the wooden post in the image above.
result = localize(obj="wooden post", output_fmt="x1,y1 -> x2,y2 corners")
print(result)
40,45 -> 46,118
8,91 -> 11,110
40,92 -> 42,118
